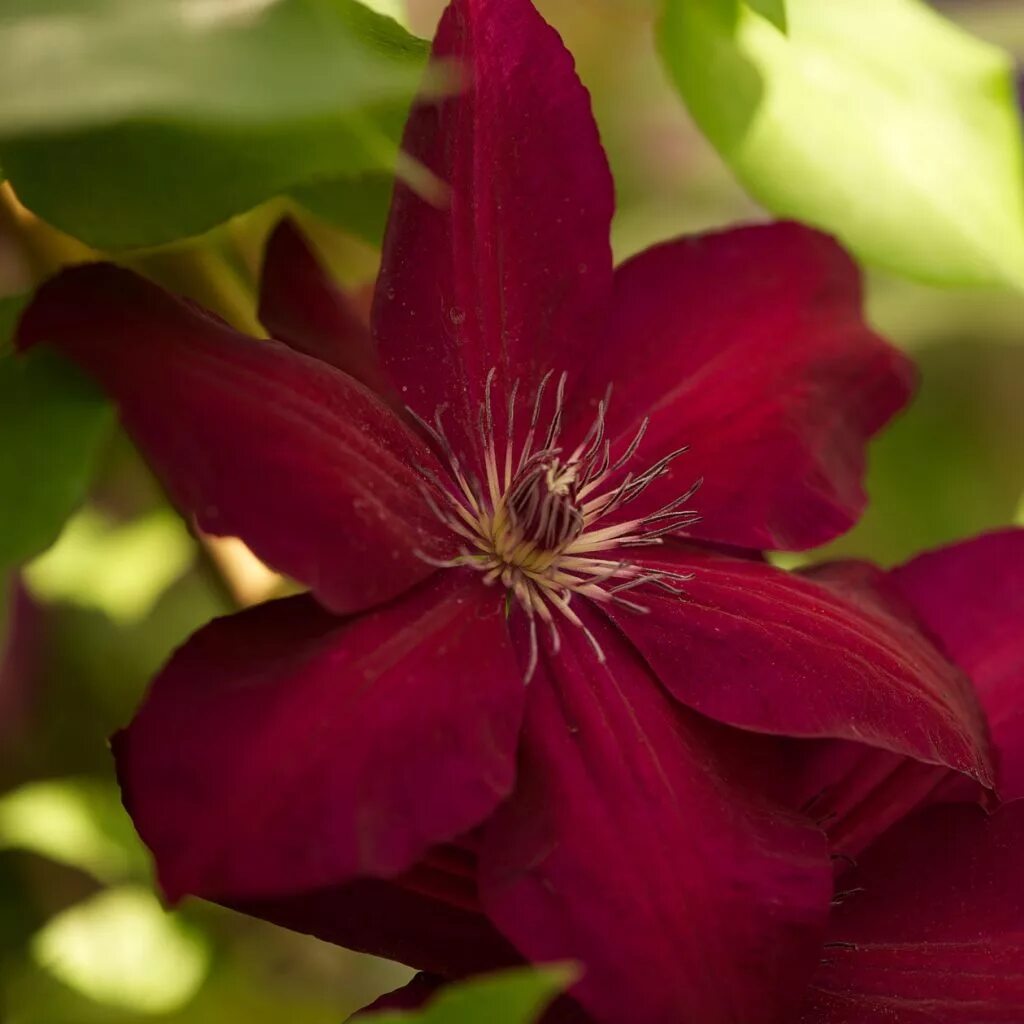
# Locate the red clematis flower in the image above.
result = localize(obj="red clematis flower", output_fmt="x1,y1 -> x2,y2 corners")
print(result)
16,0 -> 998,1021
363,530 -> 1024,1022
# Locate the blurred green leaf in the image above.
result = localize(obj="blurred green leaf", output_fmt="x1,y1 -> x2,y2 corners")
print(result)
0,0 -> 433,248
31,885 -> 209,1014
354,965 -> 578,1024
26,507 -> 195,625
812,339 -> 1024,565
0,778 -> 147,883
660,0 -> 1024,288
293,173 -> 395,245
0,348 -> 113,571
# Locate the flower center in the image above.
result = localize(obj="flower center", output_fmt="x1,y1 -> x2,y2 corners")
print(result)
413,370 -> 700,678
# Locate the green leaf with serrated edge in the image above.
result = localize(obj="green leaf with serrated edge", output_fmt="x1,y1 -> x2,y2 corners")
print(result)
0,348 -> 113,570
0,0 -> 435,249
353,965 -> 578,1024
660,0 -> 1024,288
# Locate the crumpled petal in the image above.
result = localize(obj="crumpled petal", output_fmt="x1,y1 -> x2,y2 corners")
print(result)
803,801 -> 1024,1023
577,224 -> 913,551
478,607 -> 831,1024
115,577 -> 524,903
258,217 -> 388,395
779,739 -> 961,863
374,0 -> 614,460
890,529 -> 1024,800
17,263 -> 448,615
604,547 -> 993,785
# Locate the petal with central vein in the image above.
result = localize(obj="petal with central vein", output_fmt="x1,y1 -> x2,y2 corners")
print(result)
374,0 -> 614,458
17,263 -> 448,614
478,608 -> 831,1024
114,576 -> 524,903
578,223 -> 912,551
604,546 -> 992,785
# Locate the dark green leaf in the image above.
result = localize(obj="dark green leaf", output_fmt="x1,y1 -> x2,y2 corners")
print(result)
660,0 -> 1024,288
354,965 -> 578,1024
0,348 -> 113,570
0,294 -> 28,356
746,0 -> 786,31
0,0 -> 433,249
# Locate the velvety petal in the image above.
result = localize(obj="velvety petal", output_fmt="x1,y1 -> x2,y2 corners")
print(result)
579,224 -> 913,551
235,842 -> 521,978
478,607 -> 831,1024
374,0 -> 614,459
115,576 -> 524,903
890,529 -> 1024,800
258,217 -> 389,395
17,264 -> 447,614
605,546 -> 993,784
803,802 -> 1024,1022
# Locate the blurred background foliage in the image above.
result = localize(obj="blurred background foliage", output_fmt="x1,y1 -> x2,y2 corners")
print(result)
1,0 -> 1023,1021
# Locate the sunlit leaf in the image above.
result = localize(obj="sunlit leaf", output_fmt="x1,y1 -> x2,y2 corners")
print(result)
746,0 -> 786,31
0,348 -> 113,571
0,778 -> 146,882
31,885 -> 210,1014
359,0 -> 408,26
26,507 -> 195,624
660,0 -> 1024,288
0,0 -> 434,248
354,964 -> 578,1024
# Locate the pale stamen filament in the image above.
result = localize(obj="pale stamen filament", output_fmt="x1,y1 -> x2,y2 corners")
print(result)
412,370 -> 701,680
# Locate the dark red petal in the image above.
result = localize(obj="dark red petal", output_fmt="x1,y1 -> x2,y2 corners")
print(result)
781,739 -> 962,863
478,608 -> 831,1024
115,577 -> 525,903
890,529 -> 1024,800
17,264 -> 447,614
374,0 -> 614,458
581,224 -> 913,551
803,802 -> 1024,1023
257,217 -> 389,395
606,546 -> 993,784
235,842 -> 521,978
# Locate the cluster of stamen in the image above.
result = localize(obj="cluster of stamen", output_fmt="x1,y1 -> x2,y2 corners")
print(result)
412,370 -> 701,679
